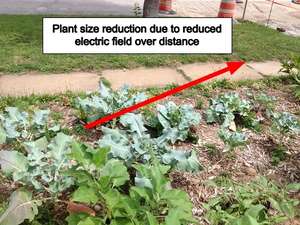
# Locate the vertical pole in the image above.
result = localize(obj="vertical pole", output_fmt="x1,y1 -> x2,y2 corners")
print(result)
267,0 -> 275,26
242,0 -> 249,20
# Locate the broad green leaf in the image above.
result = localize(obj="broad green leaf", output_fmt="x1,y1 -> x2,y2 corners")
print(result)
120,113 -> 146,137
103,189 -> 121,210
0,151 -> 28,180
66,213 -> 89,225
110,218 -> 134,225
162,150 -> 201,172
92,147 -> 110,167
69,142 -> 92,166
286,183 -> 300,191
101,160 -> 129,187
280,202 -> 295,218
145,211 -> 159,225
24,137 -> 48,166
48,133 -> 72,162
78,217 -> 102,225
162,189 -> 193,210
0,189 -> 39,225
98,127 -> 132,160
64,170 -> 94,186
130,187 -> 151,202
269,197 -> 282,212
245,204 -> 264,219
237,214 -> 259,225
72,186 -> 99,204
165,208 -> 195,225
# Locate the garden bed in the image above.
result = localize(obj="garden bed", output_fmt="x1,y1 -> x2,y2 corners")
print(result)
0,75 -> 299,225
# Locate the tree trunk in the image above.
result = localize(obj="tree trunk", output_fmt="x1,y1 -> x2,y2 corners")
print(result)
143,0 -> 160,17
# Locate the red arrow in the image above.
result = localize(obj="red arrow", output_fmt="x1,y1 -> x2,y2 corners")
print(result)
85,61 -> 245,129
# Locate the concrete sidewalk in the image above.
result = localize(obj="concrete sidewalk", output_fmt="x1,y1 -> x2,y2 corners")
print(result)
0,61 -> 283,96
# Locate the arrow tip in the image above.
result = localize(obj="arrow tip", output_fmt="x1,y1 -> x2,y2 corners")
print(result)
226,61 -> 245,75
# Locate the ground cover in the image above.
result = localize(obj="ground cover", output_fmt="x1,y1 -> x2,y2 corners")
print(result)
1,15 -> 300,74
0,71 -> 299,225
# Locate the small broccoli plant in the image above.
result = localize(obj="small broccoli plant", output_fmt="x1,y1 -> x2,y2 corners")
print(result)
218,128 -> 247,152
206,92 -> 259,131
254,93 -> 276,118
271,112 -> 300,135
270,112 -> 300,165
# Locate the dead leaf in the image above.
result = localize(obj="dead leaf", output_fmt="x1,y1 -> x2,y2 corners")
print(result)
67,201 -> 96,216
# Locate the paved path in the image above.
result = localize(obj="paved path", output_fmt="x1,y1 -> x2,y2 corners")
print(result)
0,0 -> 144,15
0,61 -> 283,96
1,0 -> 300,36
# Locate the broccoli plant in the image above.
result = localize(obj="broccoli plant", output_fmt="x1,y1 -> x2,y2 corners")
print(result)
271,112 -> 300,135
206,93 -> 259,131
254,93 -> 276,117
218,128 -> 247,152
97,113 -> 202,172
146,101 -> 201,144
75,82 -> 147,123
204,177 -> 299,225
0,133 -> 74,194
67,145 -> 196,225
268,112 -> 300,164
0,107 -> 60,145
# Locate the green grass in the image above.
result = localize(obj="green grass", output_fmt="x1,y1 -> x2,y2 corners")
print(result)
1,15 -> 300,74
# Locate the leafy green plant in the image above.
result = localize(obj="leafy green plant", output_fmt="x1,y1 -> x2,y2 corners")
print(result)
97,113 -> 201,172
195,99 -> 203,109
292,73 -> 300,99
271,112 -> 300,135
268,112 -> 300,164
218,128 -> 247,152
271,145 -> 287,166
280,59 -> 298,74
154,102 -> 201,144
67,145 -> 196,225
0,107 -> 60,145
280,56 -> 300,99
254,93 -> 276,116
204,177 -> 299,225
0,189 -> 40,225
206,93 -> 259,130
0,133 -> 74,193
75,82 -> 147,122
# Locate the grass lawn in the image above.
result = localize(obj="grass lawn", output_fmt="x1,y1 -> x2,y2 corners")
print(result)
0,15 -> 300,74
